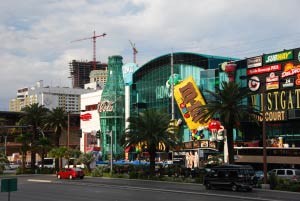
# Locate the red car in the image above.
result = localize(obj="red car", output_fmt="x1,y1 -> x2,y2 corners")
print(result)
56,168 -> 84,180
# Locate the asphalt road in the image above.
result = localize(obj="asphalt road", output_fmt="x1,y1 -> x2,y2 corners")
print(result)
1,174 -> 300,201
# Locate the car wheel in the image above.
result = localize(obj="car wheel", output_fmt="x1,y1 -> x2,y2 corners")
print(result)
247,188 -> 253,192
80,176 -> 84,179
205,182 -> 212,190
231,183 -> 238,192
57,175 -> 61,179
69,175 -> 73,180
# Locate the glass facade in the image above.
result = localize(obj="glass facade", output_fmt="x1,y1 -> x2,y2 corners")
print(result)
131,52 -> 236,142
99,55 -> 125,160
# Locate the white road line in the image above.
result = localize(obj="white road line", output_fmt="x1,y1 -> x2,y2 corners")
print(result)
27,179 -> 52,183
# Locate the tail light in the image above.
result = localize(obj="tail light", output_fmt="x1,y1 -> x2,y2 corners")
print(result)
293,175 -> 298,180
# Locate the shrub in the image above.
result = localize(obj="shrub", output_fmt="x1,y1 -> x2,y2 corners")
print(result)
91,166 -> 104,177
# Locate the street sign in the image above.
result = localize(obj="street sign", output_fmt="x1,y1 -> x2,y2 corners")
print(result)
1,178 -> 17,192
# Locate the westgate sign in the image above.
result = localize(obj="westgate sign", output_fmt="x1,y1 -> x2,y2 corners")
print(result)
250,89 -> 300,121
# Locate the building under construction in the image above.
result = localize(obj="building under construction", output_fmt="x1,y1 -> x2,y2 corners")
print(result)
69,60 -> 107,89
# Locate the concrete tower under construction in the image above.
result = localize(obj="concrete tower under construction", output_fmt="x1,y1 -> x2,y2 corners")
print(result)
69,60 -> 108,89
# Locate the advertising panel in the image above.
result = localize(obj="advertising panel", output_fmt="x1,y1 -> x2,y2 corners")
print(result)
122,63 -> 139,85
247,56 -> 262,68
263,50 -> 293,64
174,76 -> 207,131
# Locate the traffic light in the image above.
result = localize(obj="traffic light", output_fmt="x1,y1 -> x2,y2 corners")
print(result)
96,130 -> 101,139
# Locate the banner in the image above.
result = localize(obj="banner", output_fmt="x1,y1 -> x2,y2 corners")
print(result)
174,76 -> 207,131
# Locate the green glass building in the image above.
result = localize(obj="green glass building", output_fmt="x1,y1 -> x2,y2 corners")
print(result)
99,55 -> 125,160
131,52 -> 237,144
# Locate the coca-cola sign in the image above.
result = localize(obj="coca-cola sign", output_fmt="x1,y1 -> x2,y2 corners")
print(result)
80,113 -> 92,121
98,100 -> 114,112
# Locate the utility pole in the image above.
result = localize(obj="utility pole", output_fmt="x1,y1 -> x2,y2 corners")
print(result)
171,51 -> 175,120
67,112 -> 70,149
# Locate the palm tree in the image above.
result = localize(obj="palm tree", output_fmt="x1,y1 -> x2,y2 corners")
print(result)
16,132 -> 31,171
77,152 -> 95,172
48,147 -> 67,170
36,137 -> 52,169
121,109 -> 182,176
19,103 -> 49,170
43,107 -> 67,147
197,81 -> 260,164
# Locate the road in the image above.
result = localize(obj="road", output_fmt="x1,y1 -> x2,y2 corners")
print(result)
1,174 -> 300,201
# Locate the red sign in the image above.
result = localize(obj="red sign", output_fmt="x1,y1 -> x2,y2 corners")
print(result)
281,62 -> 300,78
247,64 -> 281,75
80,113 -> 92,121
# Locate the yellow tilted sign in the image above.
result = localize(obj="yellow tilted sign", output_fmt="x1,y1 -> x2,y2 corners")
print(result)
174,76 -> 207,131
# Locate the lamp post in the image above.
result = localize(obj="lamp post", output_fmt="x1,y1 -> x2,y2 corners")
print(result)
67,112 -> 70,149
107,130 -> 113,174
171,51 -> 175,120
262,95 -> 268,185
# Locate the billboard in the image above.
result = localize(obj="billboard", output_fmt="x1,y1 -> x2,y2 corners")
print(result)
173,76 -> 207,131
122,63 -> 139,85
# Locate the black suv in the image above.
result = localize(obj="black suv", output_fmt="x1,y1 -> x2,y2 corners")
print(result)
203,164 -> 255,192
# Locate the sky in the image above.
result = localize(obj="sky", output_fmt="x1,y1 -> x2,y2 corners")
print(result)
1,0 -> 300,110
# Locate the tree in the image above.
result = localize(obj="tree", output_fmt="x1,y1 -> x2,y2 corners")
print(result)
48,147 -> 81,170
77,152 -> 95,172
197,81 -> 260,164
19,103 -> 49,170
36,137 -> 52,169
16,132 -> 31,171
0,151 -> 9,174
48,147 -> 67,170
121,109 -> 182,176
43,107 -> 67,147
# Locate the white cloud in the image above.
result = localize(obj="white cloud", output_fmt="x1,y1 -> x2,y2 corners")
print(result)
1,0 -> 300,110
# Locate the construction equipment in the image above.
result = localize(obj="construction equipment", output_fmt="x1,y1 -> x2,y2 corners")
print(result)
71,31 -> 106,70
129,40 -> 138,64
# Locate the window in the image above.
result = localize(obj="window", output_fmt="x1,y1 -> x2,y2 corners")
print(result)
277,170 -> 285,175
287,170 -> 293,175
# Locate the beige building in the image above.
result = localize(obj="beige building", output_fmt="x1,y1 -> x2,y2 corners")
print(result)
9,80 -> 94,112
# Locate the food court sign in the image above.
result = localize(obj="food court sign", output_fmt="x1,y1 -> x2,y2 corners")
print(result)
174,76 -> 207,130
263,50 -> 293,64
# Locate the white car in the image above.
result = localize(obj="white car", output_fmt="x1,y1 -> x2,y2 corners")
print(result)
269,169 -> 300,182
9,163 -> 20,170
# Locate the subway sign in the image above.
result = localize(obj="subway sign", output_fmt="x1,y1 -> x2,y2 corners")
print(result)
263,50 -> 293,64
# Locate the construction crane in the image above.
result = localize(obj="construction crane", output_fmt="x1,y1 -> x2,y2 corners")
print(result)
71,31 -> 106,70
129,40 -> 138,64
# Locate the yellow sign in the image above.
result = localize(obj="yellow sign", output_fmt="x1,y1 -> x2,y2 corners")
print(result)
174,76 -> 207,131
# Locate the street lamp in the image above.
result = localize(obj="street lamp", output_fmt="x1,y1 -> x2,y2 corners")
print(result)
67,111 -> 78,149
67,112 -> 70,149
240,75 -> 268,185
107,130 -> 113,174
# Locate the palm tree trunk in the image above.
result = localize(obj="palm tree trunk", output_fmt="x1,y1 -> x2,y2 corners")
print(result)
227,126 -> 235,164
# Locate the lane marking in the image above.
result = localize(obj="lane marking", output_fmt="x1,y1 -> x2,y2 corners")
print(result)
51,181 -> 284,201
27,179 -> 52,183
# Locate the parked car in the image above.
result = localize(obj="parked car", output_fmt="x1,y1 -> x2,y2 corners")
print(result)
56,168 -> 84,180
255,170 -> 264,181
9,162 -> 20,170
268,169 -> 300,182
37,158 -> 55,168
203,164 -> 255,192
